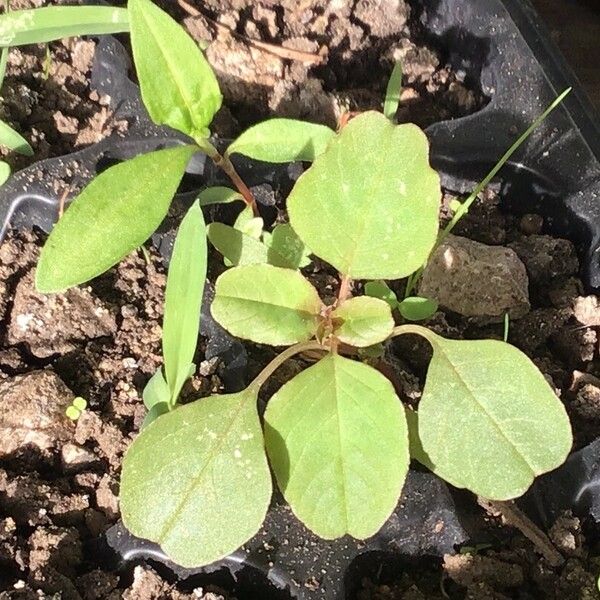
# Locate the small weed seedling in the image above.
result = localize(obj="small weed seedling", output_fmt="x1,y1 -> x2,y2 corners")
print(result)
21,0 -> 573,570
65,396 -> 87,421
31,0 -> 336,293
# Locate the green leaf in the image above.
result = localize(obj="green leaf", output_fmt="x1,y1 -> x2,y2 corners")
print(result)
163,202 -> 207,404
198,186 -> 243,207
234,206 -> 263,240
121,389 -> 272,567
72,397 -> 87,411
398,296 -> 438,321
226,119 -> 335,163
65,406 -> 81,421
36,145 -> 195,293
207,222 -> 270,266
0,6 -> 129,47
0,161 -> 10,186
264,224 -> 311,269
364,281 -> 398,309
288,111 -> 440,280
129,0 -> 222,138
383,61 -> 403,122
142,401 -> 170,429
332,296 -> 394,347
264,354 -> 409,538
143,368 -> 171,410
0,120 -> 32,156
211,264 -> 322,345
416,331 -> 572,499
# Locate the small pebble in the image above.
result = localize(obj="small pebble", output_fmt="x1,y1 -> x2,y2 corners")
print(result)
519,213 -> 544,235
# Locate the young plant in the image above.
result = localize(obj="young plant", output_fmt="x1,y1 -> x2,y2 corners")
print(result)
141,201 -> 207,427
21,0 -> 572,571
33,0 -> 335,293
119,107 -> 573,568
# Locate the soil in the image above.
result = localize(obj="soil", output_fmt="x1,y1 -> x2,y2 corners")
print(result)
0,0 -> 128,172
163,0 -> 487,134
0,0 -> 599,599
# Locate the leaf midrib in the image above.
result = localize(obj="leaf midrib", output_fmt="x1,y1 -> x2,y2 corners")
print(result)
137,4 -> 198,131
156,394 -> 251,546
434,347 -> 535,478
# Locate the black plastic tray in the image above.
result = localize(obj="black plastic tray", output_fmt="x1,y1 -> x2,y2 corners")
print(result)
1,1 -> 600,598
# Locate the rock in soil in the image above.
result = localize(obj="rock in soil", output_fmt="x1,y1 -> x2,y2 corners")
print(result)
0,370 -> 74,462
8,269 -> 117,359
508,234 -> 579,286
419,234 -> 530,322
573,295 -> 600,326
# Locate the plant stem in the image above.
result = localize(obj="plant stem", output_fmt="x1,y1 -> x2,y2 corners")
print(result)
477,498 -> 564,567
336,274 -> 352,306
390,323 -> 434,342
248,341 -> 328,393
405,88 -> 572,298
194,137 -> 259,216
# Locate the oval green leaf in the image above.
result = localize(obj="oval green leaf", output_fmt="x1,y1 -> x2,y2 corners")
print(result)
226,119 -> 335,163
129,0 -> 222,138
0,6 -> 129,47
121,389 -> 272,567
0,120 -> 32,156
417,331 -> 572,500
364,281 -> 398,309
163,202 -> 207,403
398,296 -> 438,321
264,224 -> 311,269
264,354 -> 409,539
211,264 -> 322,345
208,222 -> 270,266
36,145 -> 195,293
332,296 -> 394,347
288,111 -> 440,280
197,186 -> 243,207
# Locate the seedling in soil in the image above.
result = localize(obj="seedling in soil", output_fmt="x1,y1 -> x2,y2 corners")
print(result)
0,2 -> 33,180
21,0 -> 573,571
120,102 -> 573,567
34,0 -> 335,293
142,201 -> 207,427
65,396 -> 87,421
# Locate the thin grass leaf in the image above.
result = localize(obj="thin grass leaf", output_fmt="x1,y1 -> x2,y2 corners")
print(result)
0,6 -> 129,47
163,201 -> 207,404
383,61 -> 402,122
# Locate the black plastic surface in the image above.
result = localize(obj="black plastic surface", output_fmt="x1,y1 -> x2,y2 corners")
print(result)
2,1 -> 600,598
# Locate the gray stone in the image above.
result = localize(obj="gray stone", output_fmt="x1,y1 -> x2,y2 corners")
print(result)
0,370 -> 74,459
419,234 -> 530,323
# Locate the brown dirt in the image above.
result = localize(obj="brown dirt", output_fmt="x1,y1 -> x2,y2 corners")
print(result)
168,0 -> 486,132
0,231 -> 228,599
0,1 -> 598,599
0,1 -> 128,171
